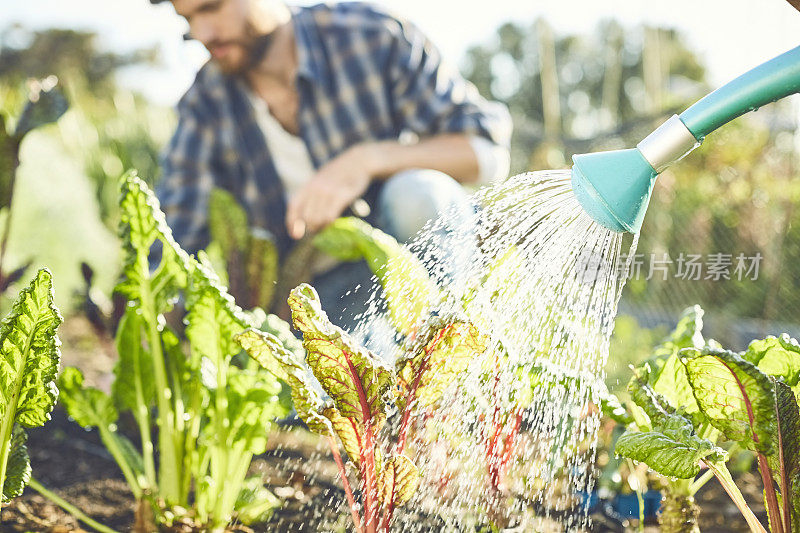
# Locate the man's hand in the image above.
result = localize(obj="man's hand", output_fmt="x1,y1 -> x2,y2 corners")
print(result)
286,144 -> 378,239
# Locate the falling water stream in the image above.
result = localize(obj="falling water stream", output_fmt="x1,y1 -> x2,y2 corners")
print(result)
268,170 -> 639,532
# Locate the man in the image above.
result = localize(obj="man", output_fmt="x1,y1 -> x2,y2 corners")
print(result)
153,0 -> 512,327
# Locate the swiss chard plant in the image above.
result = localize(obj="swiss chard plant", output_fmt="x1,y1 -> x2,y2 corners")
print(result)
236,283 -> 488,533
314,217 -> 546,525
206,187 -> 279,311
609,306 -> 800,533
58,172 -> 292,531
0,269 -> 62,506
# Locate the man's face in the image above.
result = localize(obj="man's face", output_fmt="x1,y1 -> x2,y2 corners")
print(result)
172,0 -> 269,74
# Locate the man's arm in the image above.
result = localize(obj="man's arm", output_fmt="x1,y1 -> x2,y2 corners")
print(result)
285,10 -> 512,239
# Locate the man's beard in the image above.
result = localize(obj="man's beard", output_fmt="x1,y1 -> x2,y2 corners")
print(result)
212,26 -> 276,75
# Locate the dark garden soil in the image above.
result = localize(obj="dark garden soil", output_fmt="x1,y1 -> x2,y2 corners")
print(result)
0,317 -> 773,532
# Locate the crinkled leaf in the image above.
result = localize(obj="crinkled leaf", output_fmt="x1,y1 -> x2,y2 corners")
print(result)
615,417 -> 726,479
245,229 -> 279,310
744,335 -> 800,393
236,329 -> 332,435
600,392 -> 633,426
616,375 -> 726,478
185,263 -> 253,375
772,380 -> 800,528
377,454 -> 420,508
322,405 -> 363,466
2,426 -> 30,502
224,369 -> 288,455
289,284 -> 393,430
636,306 -> 705,414
208,188 -> 249,259
653,305 -> 705,360
59,367 -> 118,429
234,477 -> 281,525
681,346 -> 777,454
397,317 -> 487,409
313,217 -> 439,336
115,172 -> 190,312
0,269 -> 62,429
260,313 -> 304,361
112,307 -> 155,412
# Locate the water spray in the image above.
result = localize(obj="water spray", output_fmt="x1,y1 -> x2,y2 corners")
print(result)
572,45 -> 800,233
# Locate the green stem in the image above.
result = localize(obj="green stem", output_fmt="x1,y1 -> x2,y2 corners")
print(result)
138,271 -> 180,504
130,333 -> 156,491
165,337 -> 187,503
705,461 -> 766,533
28,477 -> 119,533
97,425 -> 143,499
625,459 -> 645,532
688,467 -> 716,495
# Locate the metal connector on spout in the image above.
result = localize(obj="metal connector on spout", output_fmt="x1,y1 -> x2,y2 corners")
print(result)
636,115 -> 701,173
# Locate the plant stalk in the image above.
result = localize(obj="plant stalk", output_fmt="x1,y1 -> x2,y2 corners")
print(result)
138,262 -> 180,504
28,477 -> 119,533
328,435 -> 363,533
705,460 -> 767,533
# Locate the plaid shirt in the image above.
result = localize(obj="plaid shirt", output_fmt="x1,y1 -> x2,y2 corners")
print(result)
156,2 -> 512,257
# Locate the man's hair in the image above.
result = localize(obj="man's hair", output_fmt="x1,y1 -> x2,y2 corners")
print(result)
150,0 -> 167,3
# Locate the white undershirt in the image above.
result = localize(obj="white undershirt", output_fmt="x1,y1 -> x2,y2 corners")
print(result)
247,91 -> 510,201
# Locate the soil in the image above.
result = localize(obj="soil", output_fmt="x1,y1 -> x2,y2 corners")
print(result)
0,317 -> 775,532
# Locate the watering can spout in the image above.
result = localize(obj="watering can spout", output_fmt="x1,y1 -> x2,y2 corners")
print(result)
572,45 -> 800,234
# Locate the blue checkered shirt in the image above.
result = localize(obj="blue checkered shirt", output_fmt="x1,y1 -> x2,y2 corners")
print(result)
156,2 -> 512,257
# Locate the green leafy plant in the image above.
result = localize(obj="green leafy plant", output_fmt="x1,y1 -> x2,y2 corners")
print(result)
236,283 -> 488,533
609,305 -> 800,533
0,269 -> 61,504
314,218 -> 548,526
58,172 -> 291,531
206,188 -> 279,311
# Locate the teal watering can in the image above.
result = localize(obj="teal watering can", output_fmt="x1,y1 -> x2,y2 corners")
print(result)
572,45 -> 800,233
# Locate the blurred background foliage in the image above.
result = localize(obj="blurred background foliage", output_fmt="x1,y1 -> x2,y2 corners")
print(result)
0,17 -> 798,385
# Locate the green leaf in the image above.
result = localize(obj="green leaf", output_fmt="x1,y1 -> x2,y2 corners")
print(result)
600,392 -> 633,426
313,217 -> 439,336
115,172 -> 190,312
772,380 -> 800,529
615,376 -> 726,479
234,477 -> 281,525
743,335 -> 800,392
225,369 -> 288,455
59,367 -> 145,496
397,317 -> 488,409
245,230 -> 279,310
322,405 -> 363,465
208,188 -> 249,259
636,306 -> 705,414
289,283 -> 393,430
235,329 -> 332,435
3,426 -> 30,502
59,367 -> 118,430
377,454 -> 420,508
111,307 -> 155,413
681,346 -> 777,454
0,269 -> 62,429
260,314 -> 304,361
